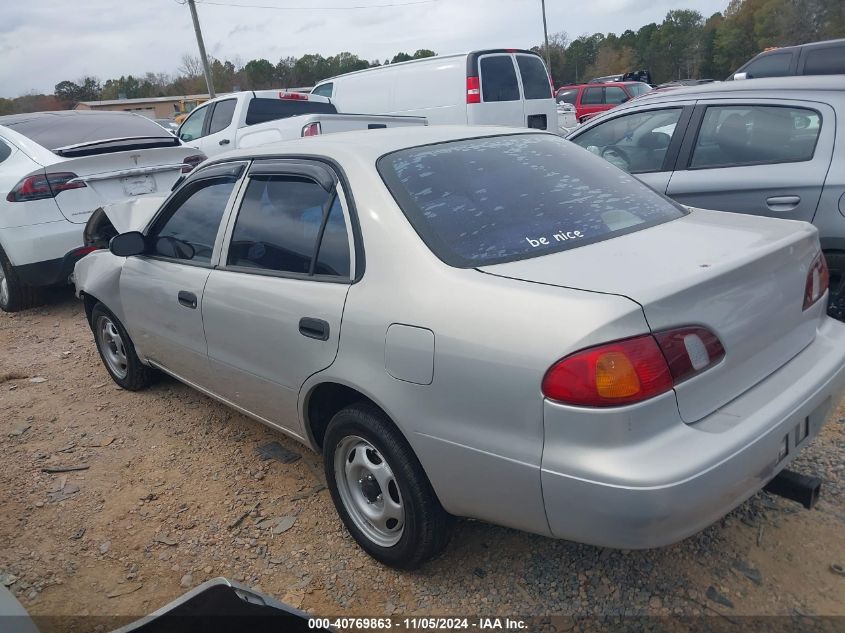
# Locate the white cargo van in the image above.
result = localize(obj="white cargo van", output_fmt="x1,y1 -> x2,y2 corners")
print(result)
311,49 -> 557,131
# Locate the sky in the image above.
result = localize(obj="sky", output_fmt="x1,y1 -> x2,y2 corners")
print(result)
0,0 -> 728,98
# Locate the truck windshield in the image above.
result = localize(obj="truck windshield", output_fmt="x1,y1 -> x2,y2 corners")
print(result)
245,98 -> 338,126
377,134 -> 686,267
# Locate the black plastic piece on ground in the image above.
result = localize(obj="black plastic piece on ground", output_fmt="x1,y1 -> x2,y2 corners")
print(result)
255,441 -> 301,464
764,469 -> 822,510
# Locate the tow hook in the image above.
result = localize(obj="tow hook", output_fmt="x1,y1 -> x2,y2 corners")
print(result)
764,469 -> 822,510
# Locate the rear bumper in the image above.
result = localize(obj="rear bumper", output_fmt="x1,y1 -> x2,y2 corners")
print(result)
0,219 -> 84,279
541,317 -> 845,548
16,247 -> 94,287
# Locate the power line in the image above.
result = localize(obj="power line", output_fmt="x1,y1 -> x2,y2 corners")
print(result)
194,0 -> 437,10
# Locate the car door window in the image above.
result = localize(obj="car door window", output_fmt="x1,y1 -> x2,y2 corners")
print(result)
227,175 -> 350,278
516,55 -> 552,100
208,99 -> 237,134
480,56 -> 520,102
179,105 -> 209,142
741,52 -> 793,78
557,89 -> 577,105
581,87 -> 603,105
311,83 -> 333,98
0,139 -> 11,163
803,46 -> 845,75
571,108 -> 684,174
149,178 -> 237,264
605,86 -> 628,105
690,105 -> 821,169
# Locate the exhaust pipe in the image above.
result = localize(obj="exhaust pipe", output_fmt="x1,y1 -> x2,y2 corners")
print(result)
764,469 -> 822,510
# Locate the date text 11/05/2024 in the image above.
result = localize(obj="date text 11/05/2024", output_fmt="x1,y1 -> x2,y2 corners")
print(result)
308,617 -> 528,630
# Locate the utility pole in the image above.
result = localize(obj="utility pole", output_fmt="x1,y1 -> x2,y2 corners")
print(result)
540,0 -> 552,83
187,0 -> 216,98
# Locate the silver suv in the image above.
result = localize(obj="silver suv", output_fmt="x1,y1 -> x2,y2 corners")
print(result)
567,76 -> 845,320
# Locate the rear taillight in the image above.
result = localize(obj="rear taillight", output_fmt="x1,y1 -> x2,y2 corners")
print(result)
6,172 -> 85,202
542,326 -> 725,407
301,122 -> 321,137
279,91 -> 309,100
181,154 -> 206,173
466,76 -> 481,104
803,252 -> 829,310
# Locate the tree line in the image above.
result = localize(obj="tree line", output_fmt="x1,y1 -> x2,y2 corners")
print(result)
1,0 -> 842,115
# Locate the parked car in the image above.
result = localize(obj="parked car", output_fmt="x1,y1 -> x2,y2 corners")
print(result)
176,90 -> 427,160
566,75 -> 845,320
0,111 -> 204,312
311,50 -> 557,131
590,70 -> 652,85
555,82 -> 652,122
729,38 -> 845,80
75,126 -> 845,569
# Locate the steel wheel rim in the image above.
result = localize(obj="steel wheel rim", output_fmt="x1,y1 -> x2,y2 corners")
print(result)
96,315 -> 128,379
0,266 -> 8,307
334,435 -> 405,547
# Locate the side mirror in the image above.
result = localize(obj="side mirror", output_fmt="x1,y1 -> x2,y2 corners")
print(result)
732,72 -> 750,80
109,231 -> 146,257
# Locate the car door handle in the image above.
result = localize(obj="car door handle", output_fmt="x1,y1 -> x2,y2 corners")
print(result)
177,290 -> 197,309
766,195 -> 801,212
219,139 -> 230,146
299,317 -> 330,341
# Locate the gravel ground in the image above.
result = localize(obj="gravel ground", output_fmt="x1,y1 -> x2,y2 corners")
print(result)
1,291 -> 844,631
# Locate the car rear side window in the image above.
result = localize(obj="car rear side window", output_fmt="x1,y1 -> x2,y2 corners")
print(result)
741,52 -> 792,78
208,99 -> 237,134
480,56 -> 520,102
803,46 -> 845,75
605,87 -> 628,105
311,83 -> 334,98
516,55 -> 551,100
0,139 -> 11,163
627,82 -> 652,96
244,98 -> 337,126
227,175 -> 350,278
581,87 -> 603,105
378,134 -> 686,267
690,105 -> 821,169
149,178 -> 237,265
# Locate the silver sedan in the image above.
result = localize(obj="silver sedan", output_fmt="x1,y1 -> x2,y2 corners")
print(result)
74,126 -> 845,569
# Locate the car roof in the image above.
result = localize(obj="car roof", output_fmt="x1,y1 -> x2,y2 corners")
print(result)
0,110 -> 144,125
752,37 -> 845,55
629,75 -> 844,101
216,125 -> 540,163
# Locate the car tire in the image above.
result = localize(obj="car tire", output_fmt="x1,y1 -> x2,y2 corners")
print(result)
90,303 -> 157,390
0,246 -> 43,313
323,403 -> 453,569
825,252 -> 845,322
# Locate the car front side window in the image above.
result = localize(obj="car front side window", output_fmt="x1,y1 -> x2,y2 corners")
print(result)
148,177 -> 237,265
178,105 -> 209,142
571,108 -> 684,174
226,175 -> 351,278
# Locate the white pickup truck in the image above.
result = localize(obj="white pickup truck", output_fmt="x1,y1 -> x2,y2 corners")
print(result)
176,90 -> 427,158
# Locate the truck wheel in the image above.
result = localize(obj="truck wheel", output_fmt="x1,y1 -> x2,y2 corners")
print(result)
90,303 -> 157,390
0,246 -> 42,313
825,252 -> 845,322
323,403 -> 453,569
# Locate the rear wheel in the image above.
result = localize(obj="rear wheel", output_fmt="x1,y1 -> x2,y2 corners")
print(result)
90,303 -> 157,390
323,403 -> 453,569
0,246 -> 42,313
825,252 -> 845,322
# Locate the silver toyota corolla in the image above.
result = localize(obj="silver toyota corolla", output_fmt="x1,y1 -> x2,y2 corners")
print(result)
74,126 -> 845,569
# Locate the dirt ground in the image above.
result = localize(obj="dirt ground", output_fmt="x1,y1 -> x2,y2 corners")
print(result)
1,290 -> 844,631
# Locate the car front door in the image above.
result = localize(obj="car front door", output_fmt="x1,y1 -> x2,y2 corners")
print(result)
176,103 -> 211,150
568,103 -> 694,194
201,160 -> 354,434
666,99 -> 835,222
120,162 -> 246,386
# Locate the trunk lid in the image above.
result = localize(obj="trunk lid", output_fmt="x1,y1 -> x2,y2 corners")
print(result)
480,209 -> 824,423
48,145 -> 197,224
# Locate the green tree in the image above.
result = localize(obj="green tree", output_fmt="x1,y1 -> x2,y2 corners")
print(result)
412,49 -> 436,59
244,58 -> 276,89
391,52 -> 413,64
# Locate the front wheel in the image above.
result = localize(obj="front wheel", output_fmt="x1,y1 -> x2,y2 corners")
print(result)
323,403 -> 453,569
90,303 -> 157,390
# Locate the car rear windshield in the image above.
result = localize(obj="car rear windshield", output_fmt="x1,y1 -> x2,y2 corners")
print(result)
245,98 -> 338,126
1,112 -> 177,155
378,134 -> 687,267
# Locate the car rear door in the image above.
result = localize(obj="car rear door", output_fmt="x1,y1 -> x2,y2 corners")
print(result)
201,159 -> 354,434
471,53 -> 524,126
568,102 -> 695,194
577,86 -> 606,121
666,99 -> 835,223
120,162 -> 246,386
196,98 -> 239,157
